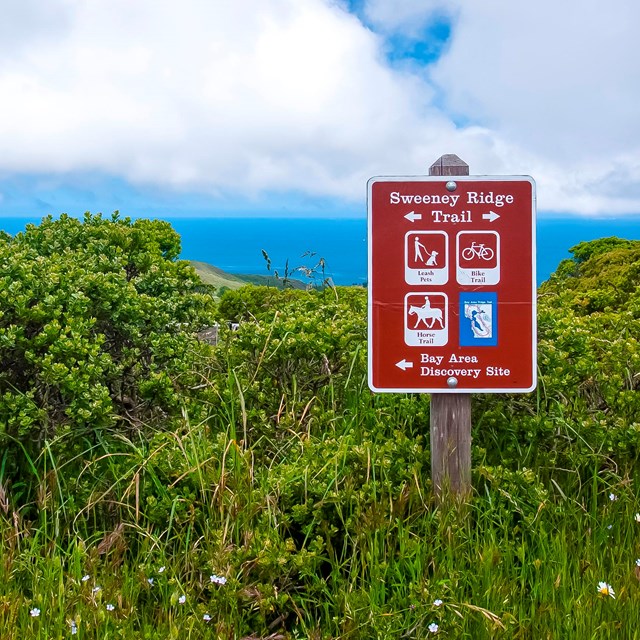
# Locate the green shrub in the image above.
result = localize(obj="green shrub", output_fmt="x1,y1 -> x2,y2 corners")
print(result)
211,286 -> 368,454
0,213 -> 216,506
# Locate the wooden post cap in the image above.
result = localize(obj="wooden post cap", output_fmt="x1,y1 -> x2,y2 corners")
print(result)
429,154 -> 470,176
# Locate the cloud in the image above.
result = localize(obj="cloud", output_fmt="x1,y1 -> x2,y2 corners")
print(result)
359,0 -> 640,215
0,0 -> 638,215
372,0 -> 640,214
431,1 -> 640,158
0,0 -> 449,201
0,0 -> 73,56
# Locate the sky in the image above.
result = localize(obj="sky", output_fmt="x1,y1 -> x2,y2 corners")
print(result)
1,0 -> 640,220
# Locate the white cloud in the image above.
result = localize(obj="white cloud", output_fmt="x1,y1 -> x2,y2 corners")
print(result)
431,1 -> 640,158
0,0 -> 638,215
427,0 -> 640,213
0,0 -> 450,201
361,0 -> 640,214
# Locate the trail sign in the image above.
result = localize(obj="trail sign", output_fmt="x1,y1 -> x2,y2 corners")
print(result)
368,175 -> 536,393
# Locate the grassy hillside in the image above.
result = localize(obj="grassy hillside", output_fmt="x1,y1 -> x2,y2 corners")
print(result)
188,260 -> 247,289
190,259 -> 309,290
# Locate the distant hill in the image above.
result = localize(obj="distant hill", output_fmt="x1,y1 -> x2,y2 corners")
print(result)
189,261 -> 247,289
189,260 -> 308,290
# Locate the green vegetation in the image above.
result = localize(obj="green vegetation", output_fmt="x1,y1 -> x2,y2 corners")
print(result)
1,218 -> 640,638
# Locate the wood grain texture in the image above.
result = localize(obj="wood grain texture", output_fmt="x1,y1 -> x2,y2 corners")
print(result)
429,154 -> 470,177
429,393 -> 472,496
429,155 -> 472,498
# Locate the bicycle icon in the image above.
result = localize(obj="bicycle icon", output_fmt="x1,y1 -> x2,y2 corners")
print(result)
461,242 -> 494,261
456,231 -> 500,285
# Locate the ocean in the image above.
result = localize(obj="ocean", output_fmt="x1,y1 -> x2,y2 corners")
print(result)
162,216 -> 640,286
2,216 -> 640,286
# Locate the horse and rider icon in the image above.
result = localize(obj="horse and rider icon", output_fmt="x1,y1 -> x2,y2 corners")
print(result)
408,295 -> 445,330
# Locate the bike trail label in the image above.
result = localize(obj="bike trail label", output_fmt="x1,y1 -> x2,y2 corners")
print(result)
456,231 -> 500,285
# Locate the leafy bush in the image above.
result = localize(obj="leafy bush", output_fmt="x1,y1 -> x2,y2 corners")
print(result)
211,286 -> 369,453
543,237 -> 640,313
2,232 -> 640,638
475,237 -> 640,489
0,213 -> 216,501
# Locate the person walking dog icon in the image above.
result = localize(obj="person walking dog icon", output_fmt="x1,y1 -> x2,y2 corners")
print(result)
414,236 -> 438,267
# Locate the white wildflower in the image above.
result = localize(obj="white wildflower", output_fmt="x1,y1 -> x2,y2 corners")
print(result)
428,622 -> 439,633
597,581 -> 615,599
30,608 -> 40,617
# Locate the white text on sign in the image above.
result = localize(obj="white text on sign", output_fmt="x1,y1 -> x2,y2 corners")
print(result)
390,192 -> 460,207
390,191 -> 515,208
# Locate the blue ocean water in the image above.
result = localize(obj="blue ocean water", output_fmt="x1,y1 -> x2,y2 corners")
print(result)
2,216 -> 639,286
169,216 -> 640,286
169,218 -> 369,286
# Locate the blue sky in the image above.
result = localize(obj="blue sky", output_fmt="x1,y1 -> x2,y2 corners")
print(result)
1,0 -> 640,221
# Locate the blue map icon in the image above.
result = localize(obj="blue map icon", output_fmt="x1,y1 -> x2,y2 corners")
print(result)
459,293 -> 498,347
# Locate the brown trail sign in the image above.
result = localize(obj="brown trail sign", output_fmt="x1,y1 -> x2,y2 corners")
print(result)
367,154 -> 536,498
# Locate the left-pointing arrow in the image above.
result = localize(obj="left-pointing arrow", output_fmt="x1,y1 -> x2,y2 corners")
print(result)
395,359 -> 414,371
404,211 -> 422,223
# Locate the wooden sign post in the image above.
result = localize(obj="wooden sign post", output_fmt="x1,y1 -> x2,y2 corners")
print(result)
367,154 -> 536,500
428,154 -> 472,498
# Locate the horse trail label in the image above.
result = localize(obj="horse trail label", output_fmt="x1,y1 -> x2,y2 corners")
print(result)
404,293 -> 448,346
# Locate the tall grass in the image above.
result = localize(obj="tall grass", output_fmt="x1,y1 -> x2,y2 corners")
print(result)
3,275 -> 640,640
2,360 -> 640,639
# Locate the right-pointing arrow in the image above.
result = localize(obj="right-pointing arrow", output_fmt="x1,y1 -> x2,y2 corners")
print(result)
482,210 -> 500,222
395,359 -> 414,371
